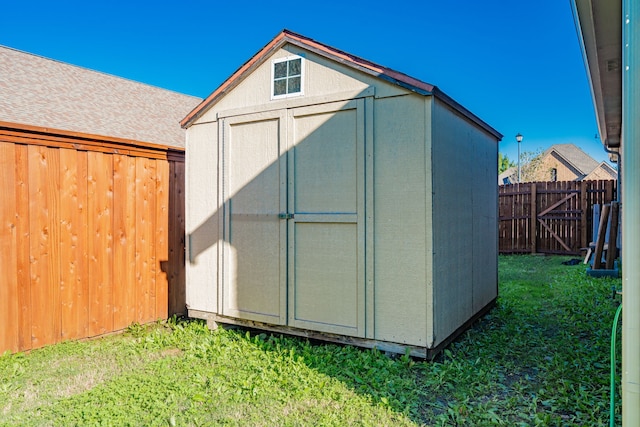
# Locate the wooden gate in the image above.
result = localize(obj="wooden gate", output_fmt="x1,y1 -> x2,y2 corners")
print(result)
499,180 -> 616,255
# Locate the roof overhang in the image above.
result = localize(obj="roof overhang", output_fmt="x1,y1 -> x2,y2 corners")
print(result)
181,30 -> 502,140
571,0 -> 622,150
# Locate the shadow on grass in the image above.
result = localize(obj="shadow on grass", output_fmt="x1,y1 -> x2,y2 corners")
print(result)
1,256 -> 620,426
222,255 -> 621,426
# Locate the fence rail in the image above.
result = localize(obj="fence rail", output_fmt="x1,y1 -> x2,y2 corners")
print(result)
499,180 -> 616,255
0,124 -> 185,354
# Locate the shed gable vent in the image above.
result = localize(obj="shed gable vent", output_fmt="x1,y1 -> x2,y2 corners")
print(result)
271,55 -> 304,99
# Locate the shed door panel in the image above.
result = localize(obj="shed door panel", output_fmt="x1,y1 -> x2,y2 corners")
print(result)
288,99 -> 365,337
222,111 -> 286,324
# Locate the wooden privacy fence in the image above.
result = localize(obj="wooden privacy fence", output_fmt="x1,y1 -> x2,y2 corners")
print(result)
499,180 -> 616,255
0,123 -> 185,354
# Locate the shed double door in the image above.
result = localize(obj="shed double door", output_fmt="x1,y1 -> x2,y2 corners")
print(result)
221,99 -> 367,337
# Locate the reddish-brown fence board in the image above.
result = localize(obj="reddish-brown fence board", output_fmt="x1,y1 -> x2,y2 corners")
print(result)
155,160 -> 170,320
15,144 -> 32,351
59,148 -> 89,342
499,180 -> 616,255
112,154 -> 136,331
0,142 -> 19,353
167,161 -> 186,316
0,124 -> 185,355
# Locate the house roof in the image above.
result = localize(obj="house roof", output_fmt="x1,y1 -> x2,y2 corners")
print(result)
499,144 -> 616,185
584,161 -> 618,180
181,29 -> 502,140
0,45 -> 201,148
545,143 -> 600,176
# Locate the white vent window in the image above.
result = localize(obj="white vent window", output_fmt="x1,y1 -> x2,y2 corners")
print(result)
272,56 -> 304,99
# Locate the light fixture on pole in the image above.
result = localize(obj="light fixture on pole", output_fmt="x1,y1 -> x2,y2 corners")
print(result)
516,133 -> 523,182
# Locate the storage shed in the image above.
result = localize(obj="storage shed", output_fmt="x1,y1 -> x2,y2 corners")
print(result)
182,30 -> 502,357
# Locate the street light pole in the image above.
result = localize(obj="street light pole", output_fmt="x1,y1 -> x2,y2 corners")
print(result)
516,133 -> 523,183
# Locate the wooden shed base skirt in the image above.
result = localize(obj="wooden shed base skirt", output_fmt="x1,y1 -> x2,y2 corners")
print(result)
188,299 -> 496,360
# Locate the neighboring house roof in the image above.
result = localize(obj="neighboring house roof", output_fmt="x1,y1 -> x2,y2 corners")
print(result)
181,29 -> 503,140
544,143 -> 600,177
0,45 -> 201,148
499,143 -> 617,185
583,161 -> 617,180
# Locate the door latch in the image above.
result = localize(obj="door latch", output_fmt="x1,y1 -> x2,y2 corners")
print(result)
278,213 -> 294,219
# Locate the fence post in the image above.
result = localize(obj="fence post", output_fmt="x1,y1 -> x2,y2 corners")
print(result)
593,203 -> 611,270
606,180 -> 614,203
530,183 -> 537,254
605,201 -> 620,270
581,181 -> 588,250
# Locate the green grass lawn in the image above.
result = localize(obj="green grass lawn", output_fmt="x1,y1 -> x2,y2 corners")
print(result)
0,255 -> 622,426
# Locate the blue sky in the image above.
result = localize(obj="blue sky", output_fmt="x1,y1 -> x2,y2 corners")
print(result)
1,0 -> 608,163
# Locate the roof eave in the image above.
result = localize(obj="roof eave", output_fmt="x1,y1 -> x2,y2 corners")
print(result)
571,0 -> 622,149
181,32 -> 289,128
547,146 -> 592,175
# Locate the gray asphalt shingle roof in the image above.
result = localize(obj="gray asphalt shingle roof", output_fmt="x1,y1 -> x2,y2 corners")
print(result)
545,143 -> 600,176
0,45 -> 201,148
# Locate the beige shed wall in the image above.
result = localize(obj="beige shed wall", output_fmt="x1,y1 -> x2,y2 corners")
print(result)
185,121 -> 219,313
195,45 -> 408,124
187,44 -> 413,330
185,40 -> 499,353
430,98 -> 498,346
372,94 -> 429,347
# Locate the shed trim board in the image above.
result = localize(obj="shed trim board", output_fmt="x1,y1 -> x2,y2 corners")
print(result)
188,310 -> 431,358
188,297 -> 495,360
424,96 -> 435,348
213,87 -> 376,121
184,30 -> 500,356
364,95 -> 375,339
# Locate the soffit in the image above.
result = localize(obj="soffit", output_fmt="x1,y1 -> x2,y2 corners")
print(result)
572,0 -> 622,149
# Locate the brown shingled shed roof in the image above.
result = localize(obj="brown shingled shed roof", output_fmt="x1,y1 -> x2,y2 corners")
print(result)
0,45 -> 201,148
181,29 -> 502,140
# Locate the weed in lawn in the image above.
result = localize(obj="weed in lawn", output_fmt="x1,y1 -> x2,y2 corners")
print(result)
0,255 -> 622,426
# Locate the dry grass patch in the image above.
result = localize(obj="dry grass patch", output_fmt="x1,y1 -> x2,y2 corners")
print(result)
0,322 -> 175,419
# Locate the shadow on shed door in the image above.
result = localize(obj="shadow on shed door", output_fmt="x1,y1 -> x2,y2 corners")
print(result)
221,98 -> 369,338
